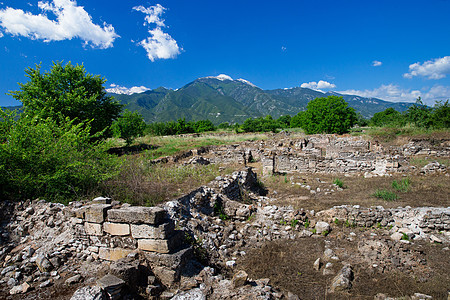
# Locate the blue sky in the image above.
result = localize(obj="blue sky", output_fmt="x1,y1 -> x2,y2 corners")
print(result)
0,0 -> 449,106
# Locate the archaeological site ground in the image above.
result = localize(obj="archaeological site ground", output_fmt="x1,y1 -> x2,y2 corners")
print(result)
0,131 -> 449,300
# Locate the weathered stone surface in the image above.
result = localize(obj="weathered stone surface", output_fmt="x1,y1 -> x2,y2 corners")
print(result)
329,265 -> 353,292
65,274 -> 82,285
232,270 -> 248,288
171,288 -> 206,300
85,204 -> 112,223
130,222 -> 174,239
92,196 -> 112,204
97,274 -> 125,289
70,286 -> 103,300
85,222 -> 103,236
36,255 -> 53,272
153,266 -> 178,287
109,257 -> 139,287
103,222 -> 130,236
107,206 -> 166,225
137,231 -> 184,253
143,246 -> 193,269
313,258 -> 322,271
99,247 -> 134,261
9,282 -> 30,295
315,221 -> 330,234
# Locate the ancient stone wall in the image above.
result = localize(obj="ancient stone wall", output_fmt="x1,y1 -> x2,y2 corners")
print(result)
66,201 -> 184,262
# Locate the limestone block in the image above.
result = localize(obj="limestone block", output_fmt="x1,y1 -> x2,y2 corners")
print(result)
85,204 -> 112,223
143,246 -> 193,269
103,222 -> 130,236
107,206 -> 166,225
98,247 -> 134,261
85,222 -> 103,236
152,266 -> 178,287
130,222 -> 174,239
137,231 -> 183,253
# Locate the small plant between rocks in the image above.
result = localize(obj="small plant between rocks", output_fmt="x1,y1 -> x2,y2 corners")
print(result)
333,178 -> 345,189
392,178 -> 411,192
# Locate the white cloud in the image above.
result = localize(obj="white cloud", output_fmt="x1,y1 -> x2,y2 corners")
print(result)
133,4 -> 181,62
106,84 -> 150,95
0,0 -> 118,48
372,60 -> 382,67
301,80 -> 336,91
338,84 -> 449,105
281,46 -> 286,51
403,56 -> 450,79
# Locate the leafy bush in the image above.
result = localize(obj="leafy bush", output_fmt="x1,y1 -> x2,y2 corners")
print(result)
291,96 -> 357,134
9,62 -> 122,138
0,112 -> 120,202
147,118 -> 216,136
370,108 -> 405,127
112,110 -> 146,146
241,115 -> 280,133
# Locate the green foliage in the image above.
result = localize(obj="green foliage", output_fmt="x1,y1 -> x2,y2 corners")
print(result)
0,113 -> 120,201
9,62 -> 122,138
213,201 -> 229,220
370,108 -> 405,127
401,233 -> 410,241
372,189 -> 398,201
217,122 -> 231,129
241,115 -> 280,133
290,219 -> 299,228
292,96 -> 357,134
355,113 -> 369,127
276,115 -> 292,128
392,178 -> 411,192
333,178 -> 345,189
334,218 -> 341,226
322,230 -> 329,236
304,218 -> 310,228
429,100 -> 450,129
405,97 -> 432,128
112,110 -> 146,146
146,118 -> 216,136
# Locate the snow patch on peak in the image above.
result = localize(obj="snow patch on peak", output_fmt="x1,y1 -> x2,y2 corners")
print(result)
204,74 -> 233,81
236,78 -> 256,87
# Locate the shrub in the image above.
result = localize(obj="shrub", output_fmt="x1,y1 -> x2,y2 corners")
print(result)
241,115 -> 280,133
370,108 -> 405,127
0,113 -> 120,202
292,96 -> 357,134
392,178 -> 410,192
372,189 -> 398,201
333,178 -> 345,189
112,110 -> 146,146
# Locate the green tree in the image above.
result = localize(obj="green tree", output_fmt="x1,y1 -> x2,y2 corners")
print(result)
112,110 -> 147,146
294,96 -> 357,134
193,119 -> 216,133
405,97 -> 432,128
241,115 -> 280,132
430,100 -> 450,129
276,115 -> 292,128
370,108 -> 405,127
9,61 -> 122,138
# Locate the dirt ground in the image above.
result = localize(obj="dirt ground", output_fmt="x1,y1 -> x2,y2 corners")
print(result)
240,226 -> 450,299
256,169 -> 450,211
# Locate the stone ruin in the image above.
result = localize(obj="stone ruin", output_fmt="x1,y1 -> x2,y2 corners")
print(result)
0,134 -> 449,299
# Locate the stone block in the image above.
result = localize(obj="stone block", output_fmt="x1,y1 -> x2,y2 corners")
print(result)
85,222 -> 103,236
130,222 -> 174,239
137,231 -> 184,253
103,222 -> 130,236
107,206 -> 166,225
143,246 -> 193,269
152,266 -> 178,287
99,247 -> 134,261
85,204 -> 112,223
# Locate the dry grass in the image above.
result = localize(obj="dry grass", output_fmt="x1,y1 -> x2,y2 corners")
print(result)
99,156 -> 234,206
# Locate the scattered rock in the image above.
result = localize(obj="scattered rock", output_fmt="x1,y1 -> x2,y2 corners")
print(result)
313,258 -> 322,271
70,285 -> 103,300
315,222 -> 330,234
65,274 -> 82,285
329,265 -> 353,293
232,270 -> 248,288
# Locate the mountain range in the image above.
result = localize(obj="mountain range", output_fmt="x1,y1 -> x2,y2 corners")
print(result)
109,75 -> 412,124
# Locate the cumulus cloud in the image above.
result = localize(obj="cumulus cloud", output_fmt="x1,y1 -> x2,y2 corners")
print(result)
372,60 -> 382,67
133,4 -> 181,62
403,56 -> 450,79
338,84 -> 449,105
0,0 -> 118,48
106,84 -> 150,95
301,80 -> 336,91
